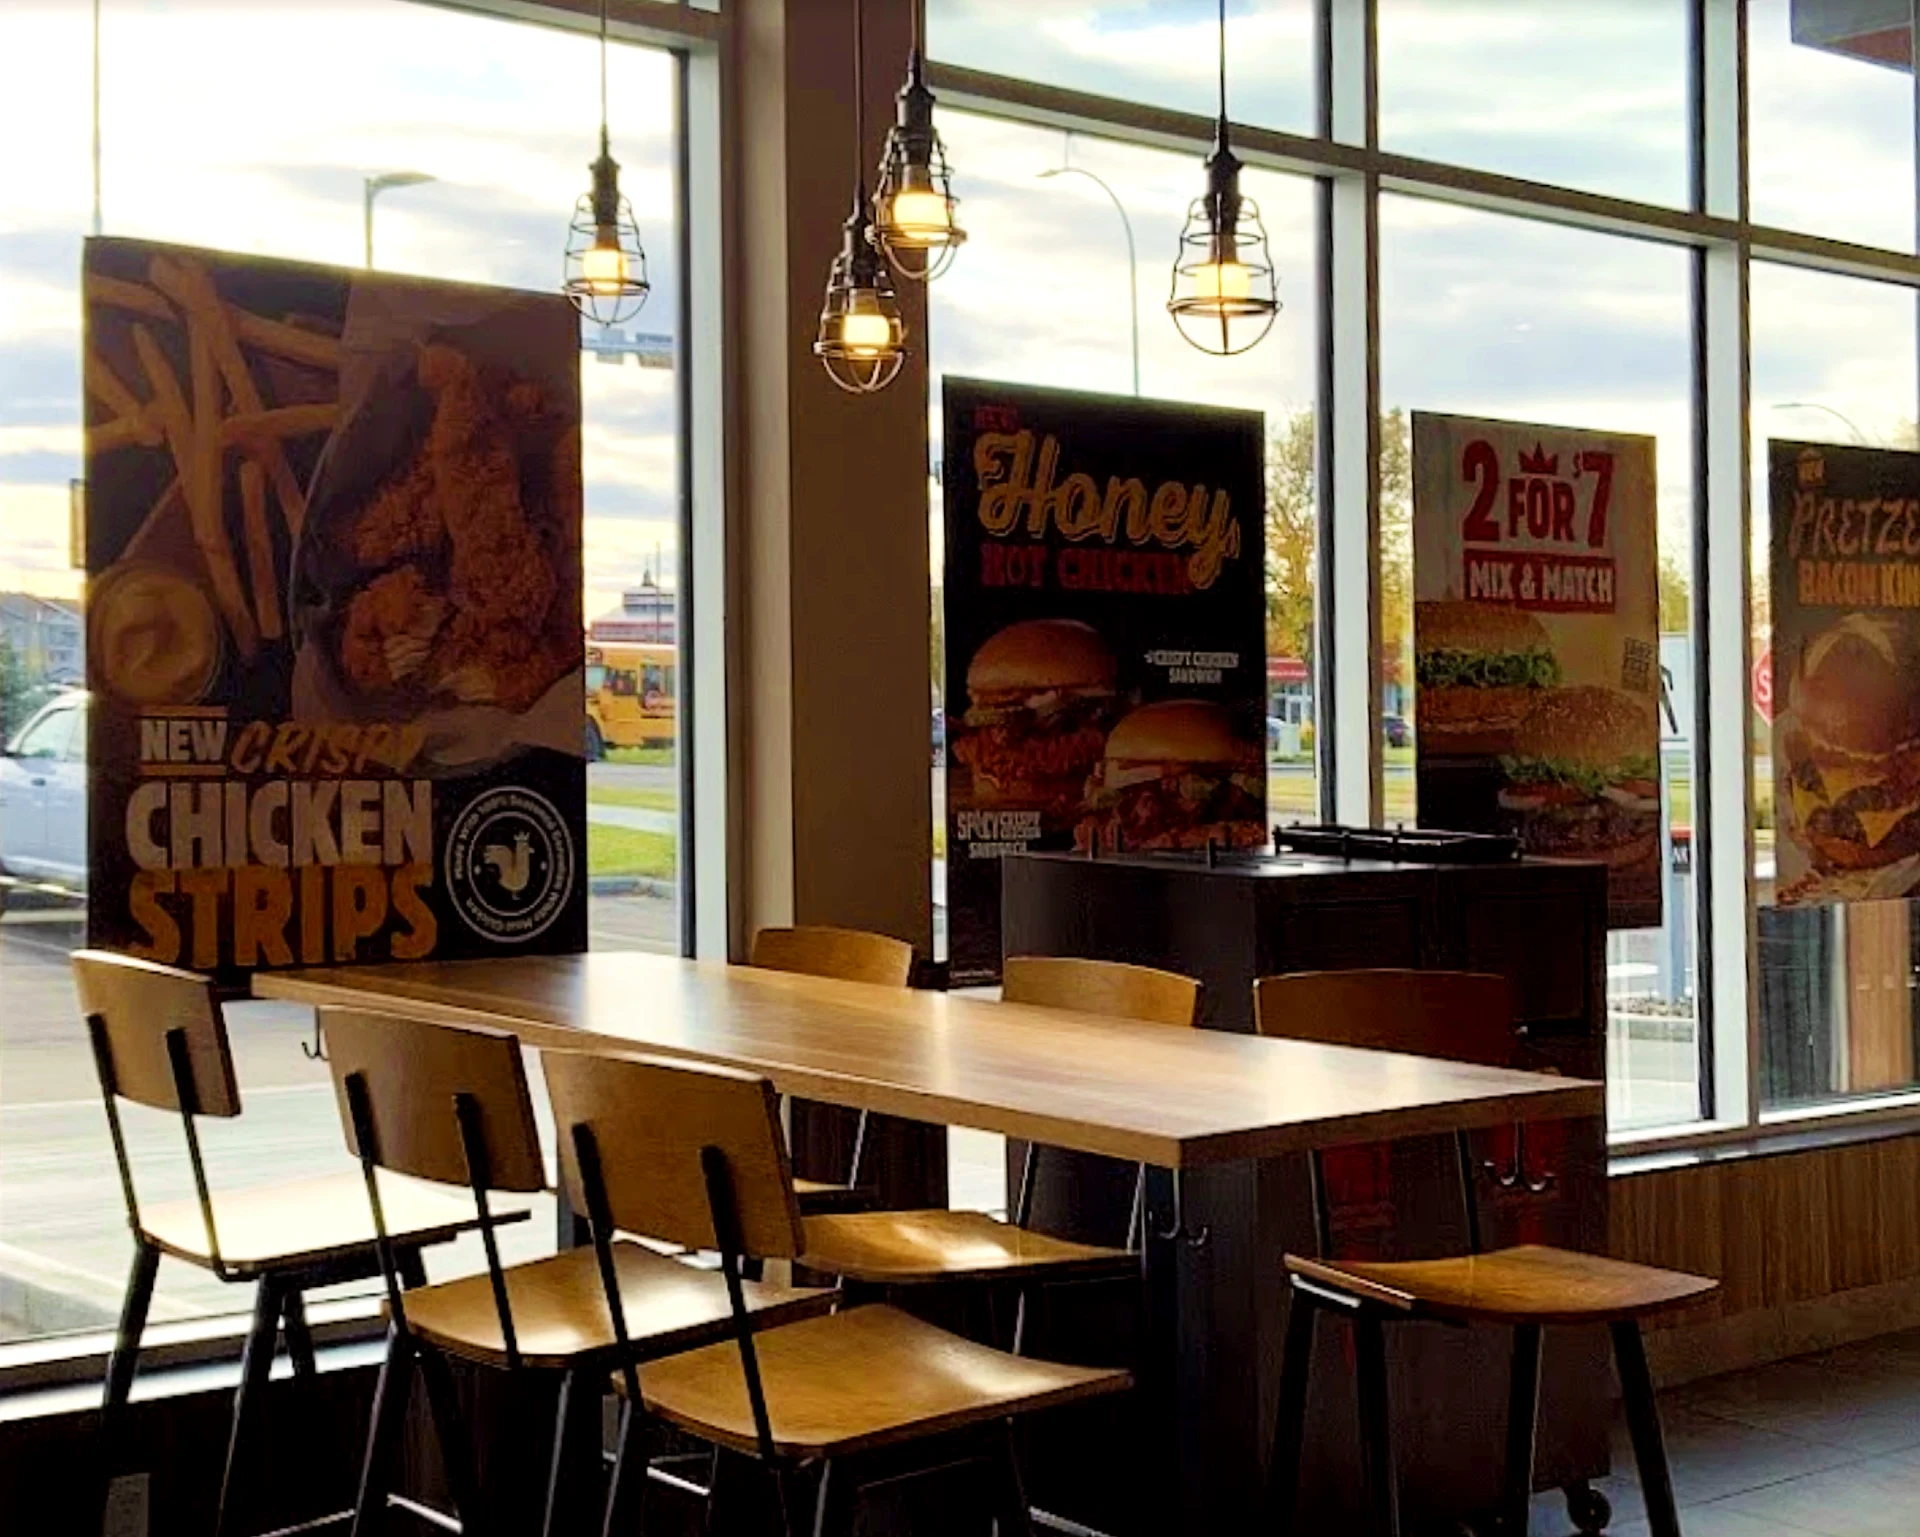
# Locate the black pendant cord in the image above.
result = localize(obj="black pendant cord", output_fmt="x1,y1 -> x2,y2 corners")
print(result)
1217,0 -> 1228,127
853,0 -> 867,177
599,0 -> 610,142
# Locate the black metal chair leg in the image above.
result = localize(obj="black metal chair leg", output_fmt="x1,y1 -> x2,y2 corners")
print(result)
214,1277 -> 284,1537
104,1242 -> 159,1411
988,1422 -> 1035,1537
352,1324 -> 416,1537
811,1458 -> 858,1537
543,1365 -> 606,1537
281,1287 -> 318,1380
416,1345 -> 487,1537
1353,1313 -> 1402,1537
1267,1284 -> 1318,1534
1612,1320 -> 1681,1537
1500,1324 -> 1543,1537
601,1400 -> 649,1537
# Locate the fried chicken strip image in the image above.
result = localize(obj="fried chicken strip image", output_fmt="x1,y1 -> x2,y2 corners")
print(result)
341,565 -> 449,693
349,455 -> 442,568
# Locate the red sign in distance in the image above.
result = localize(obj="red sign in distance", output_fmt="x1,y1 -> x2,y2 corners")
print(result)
1753,645 -> 1773,723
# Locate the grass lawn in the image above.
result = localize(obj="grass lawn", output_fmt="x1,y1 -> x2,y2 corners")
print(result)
589,786 -> 677,814
588,825 -> 677,880
605,744 -> 675,767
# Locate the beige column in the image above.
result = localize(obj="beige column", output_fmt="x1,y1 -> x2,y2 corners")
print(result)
731,0 -> 933,960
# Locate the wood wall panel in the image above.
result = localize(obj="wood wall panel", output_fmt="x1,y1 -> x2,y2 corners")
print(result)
1614,1132 -> 1920,1383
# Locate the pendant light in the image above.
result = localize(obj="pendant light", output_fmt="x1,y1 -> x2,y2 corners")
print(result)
815,0 -> 907,394
564,0 -> 650,327
870,4 -> 966,281
1168,0 -> 1280,356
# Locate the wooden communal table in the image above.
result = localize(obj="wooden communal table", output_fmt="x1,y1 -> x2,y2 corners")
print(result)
256,952 -> 1600,1533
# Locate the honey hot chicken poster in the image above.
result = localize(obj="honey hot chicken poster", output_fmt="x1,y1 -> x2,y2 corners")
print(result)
84,237 -> 587,983
1771,441 -> 1920,907
943,379 -> 1266,987
1411,412 -> 1661,929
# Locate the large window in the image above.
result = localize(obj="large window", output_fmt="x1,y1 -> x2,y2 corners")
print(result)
0,1 -> 684,1343
1378,196 -> 1700,1131
930,0 -> 1920,1150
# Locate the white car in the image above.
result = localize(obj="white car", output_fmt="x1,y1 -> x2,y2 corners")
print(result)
0,690 -> 88,904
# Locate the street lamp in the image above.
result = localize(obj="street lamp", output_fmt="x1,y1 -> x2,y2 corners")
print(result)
1039,155 -> 1139,396
363,171 -> 436,270
1771,401 -> 1870,445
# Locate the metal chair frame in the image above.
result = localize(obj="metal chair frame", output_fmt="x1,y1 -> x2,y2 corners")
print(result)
87,1012 -> 420,1537
1268,1119 -> 1679,1537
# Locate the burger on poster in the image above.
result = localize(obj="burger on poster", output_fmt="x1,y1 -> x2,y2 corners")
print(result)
1415,599 -> 1562,754
1779,613 -> 1920,889
952,619 -> 1119,814
1075,699 -> 1265,853
1497,686 -> 1660,870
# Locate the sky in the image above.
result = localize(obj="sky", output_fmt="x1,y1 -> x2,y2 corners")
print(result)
2,0 -> 1917,639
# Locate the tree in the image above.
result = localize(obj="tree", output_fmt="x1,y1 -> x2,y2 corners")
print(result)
1658,544 -> 1691,633
0,636 -> 29,742
1378,408 -> 1414,688
1265,411 -> 1317,665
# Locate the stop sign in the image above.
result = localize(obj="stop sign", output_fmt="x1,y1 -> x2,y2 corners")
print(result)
1753,644 -> 1773,723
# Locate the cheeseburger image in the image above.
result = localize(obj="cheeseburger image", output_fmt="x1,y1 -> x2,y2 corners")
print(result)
1781,613 -> 1920,874
1076,699 -> 1265,853
952,619 -> 1118,811
1415,600 -> 1561,753
1497,686 -> 1659,870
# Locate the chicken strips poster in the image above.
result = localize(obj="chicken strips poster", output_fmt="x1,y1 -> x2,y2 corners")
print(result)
1770,441 -> 1920,908
943,378 -> 1266,987
83,237 -> 587,982
1411,412 -> 1661,930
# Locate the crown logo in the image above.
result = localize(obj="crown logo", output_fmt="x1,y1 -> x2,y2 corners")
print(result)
1518,443 -> 1558,476
1797,448 -> 1825,488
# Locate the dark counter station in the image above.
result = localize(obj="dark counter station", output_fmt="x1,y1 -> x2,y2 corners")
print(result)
1001,842 -> 1612,1534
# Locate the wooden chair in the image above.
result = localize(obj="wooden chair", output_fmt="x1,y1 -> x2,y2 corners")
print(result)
539,1045 -> 1131,1537
1253,970 -> 1717,1537
748,925 -> 916,1216
71,950 -> 492,1537
324,1008 -> 832,1537
797,956 -> 1200,1298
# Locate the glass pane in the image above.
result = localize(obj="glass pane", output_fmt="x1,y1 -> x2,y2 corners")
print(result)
928,0 -> 1314,134
1380,195 -> 1701,1131
1377,0 -> 1690,205
927,116 -> 1317,1200
1750,0 -> 1917,252
1752,261 -> 1920,1112
0,1 -> 680,1343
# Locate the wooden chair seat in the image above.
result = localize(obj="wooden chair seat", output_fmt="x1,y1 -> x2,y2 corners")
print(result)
800,1208 -> 1135,1286
1285,1243 -> 1718,1326
634,1303 -> 1130,1459
141,1170 -> 505,1277
401,1238 -> 834,1370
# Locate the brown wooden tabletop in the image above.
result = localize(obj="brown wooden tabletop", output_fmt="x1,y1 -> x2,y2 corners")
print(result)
253,952 -> 1602,1168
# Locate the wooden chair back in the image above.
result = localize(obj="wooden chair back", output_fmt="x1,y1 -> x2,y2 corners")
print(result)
1252,969 -> 1517,1069
322,1009 -> 546,1193
749,925 -> 915,988
541,1048 -> 805,1261
71,950 -> 241,1117
1003,956 -> 1200,1028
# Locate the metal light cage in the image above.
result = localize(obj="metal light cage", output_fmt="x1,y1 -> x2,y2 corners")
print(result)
870,49 -> 967,282
1167,143 -> 1280,357
816,190 -> 908,394
564,139 -> 652,329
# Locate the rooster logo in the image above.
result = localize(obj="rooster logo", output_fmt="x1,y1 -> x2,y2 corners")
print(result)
481,831 -> 535,896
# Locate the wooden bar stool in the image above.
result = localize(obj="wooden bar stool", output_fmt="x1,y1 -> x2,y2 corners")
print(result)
71,950 -> 492,1537
796,955 -> 1200,1301
323,1007 -> 832,1537
539,1045 -> 1132,1537
1254,969 -> 1718,1537
748,925 -> 916,1216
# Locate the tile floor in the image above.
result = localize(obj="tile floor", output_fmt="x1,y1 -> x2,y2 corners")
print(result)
1531,1330 -> 1920,1535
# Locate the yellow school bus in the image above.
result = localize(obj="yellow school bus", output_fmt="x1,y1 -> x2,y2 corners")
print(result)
584,642 -> 676,758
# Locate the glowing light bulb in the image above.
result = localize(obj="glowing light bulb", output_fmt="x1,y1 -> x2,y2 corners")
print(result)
582,239 -> 628,295
887,187 -> 952,244
839,298 -> 893,356
1189,259 -> 1252,307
